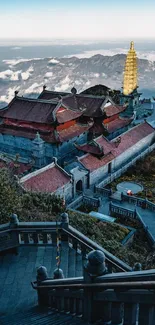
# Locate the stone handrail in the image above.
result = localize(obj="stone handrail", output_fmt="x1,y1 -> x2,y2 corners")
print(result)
0,216 -> 131,273
66,225 -> 132,272
110,201 -> 136,219
34,250 -> 155,325
94,185 -> 111,197
122,193 -> 155,212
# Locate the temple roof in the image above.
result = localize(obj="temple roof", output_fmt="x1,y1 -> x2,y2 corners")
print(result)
78,122 -> 155,172
0,159 -> 32,175
56,107 -> 82,123
0,96 -> 59,124
58,123 -> 91,142
62,94 -> 106,117
103,116 -> 133,133
38,89 -> 71,100
104,104 -> 125,117
79,152 -> 114,171
20,162 -> 71,193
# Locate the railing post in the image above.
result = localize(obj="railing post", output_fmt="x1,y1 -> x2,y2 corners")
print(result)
36,266 -> 49,306
10,214 -> 19,228
83,250 -> 107,323
9,214 -> 19,254
61,212 -> 69,242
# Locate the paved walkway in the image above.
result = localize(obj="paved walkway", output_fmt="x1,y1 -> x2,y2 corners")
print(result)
98,197 -> 155,240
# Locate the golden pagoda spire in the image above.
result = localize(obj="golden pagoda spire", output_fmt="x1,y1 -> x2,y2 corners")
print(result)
123,41 -> 138,96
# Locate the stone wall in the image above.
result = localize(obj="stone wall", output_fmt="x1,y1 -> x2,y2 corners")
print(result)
89,164 -> 109,186
0,131 -> 88,167
55,181 -> 73,203
112,132 -> 155,171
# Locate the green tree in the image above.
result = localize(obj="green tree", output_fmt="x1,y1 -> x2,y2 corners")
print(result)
0,168 -> 21,223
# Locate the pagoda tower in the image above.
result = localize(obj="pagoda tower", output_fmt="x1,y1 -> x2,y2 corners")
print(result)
120,41 -> 141,118
123,41 -> 137,96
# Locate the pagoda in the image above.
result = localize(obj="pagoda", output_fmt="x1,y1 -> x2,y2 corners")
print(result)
120,41 -> 141,118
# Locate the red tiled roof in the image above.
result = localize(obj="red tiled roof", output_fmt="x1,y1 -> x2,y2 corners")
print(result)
112,122 -> 155,158
0,160 -> 32,175
58,124 -> 91,142
79,122 -> 155,172
105,105 -> 125,117
103,117 -> 132,133
79,153 -> 114,171
95,136 -> 115,155
56,107 -> 82,123
21,163 -> 71,193
75,143 -> 103,156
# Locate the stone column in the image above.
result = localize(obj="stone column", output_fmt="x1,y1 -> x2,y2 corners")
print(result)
83,250 -> 108,323
36,266 -> 49,306
61,213 -> 69,243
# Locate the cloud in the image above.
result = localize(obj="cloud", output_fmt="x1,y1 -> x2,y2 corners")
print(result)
94,73 -> 100,78
3,58 -> 44,67
0,86 -> 20,104
45,72 -> 53,78
55,75 -> 71,91
21,66 -> 34,81
0,69 -> 21,81
48,58 -> 60,64
24,82 -> 43,94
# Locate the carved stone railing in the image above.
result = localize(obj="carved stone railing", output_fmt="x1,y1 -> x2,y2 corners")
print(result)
67,194 -> 100,210
32,250 -> 155,325
122,193 -> 155,212
0,213 -> 131,273
110,201 -> 137,219
94,185 -> 112,197
109,202 -> 155,247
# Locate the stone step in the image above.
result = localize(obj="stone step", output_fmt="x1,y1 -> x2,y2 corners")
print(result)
0,307 -> 88,325
0,244 -> 84,317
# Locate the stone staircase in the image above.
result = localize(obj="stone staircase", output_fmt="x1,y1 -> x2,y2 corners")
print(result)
0,307 -> 88,325
0,243 -> 83,318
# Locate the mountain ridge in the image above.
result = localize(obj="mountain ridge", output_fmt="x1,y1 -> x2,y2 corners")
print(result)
0,53 -> 155,107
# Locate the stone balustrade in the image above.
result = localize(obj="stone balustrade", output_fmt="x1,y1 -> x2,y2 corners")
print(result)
33,250 -> 155,325
0,213 -> 131,274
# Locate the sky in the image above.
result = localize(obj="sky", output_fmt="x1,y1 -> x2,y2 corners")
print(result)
0,0 -> 155,39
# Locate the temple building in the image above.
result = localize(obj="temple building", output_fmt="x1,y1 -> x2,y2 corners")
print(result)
0,89 -> 132,169
0,41 -> 154,175
65,121 -> 155,195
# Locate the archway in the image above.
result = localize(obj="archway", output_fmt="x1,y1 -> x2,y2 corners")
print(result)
76,180 -> 83,193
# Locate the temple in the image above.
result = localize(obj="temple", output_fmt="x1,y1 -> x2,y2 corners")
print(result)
1,42 -> 155,325
0,41 -> 154,194
0,89 -> 133,169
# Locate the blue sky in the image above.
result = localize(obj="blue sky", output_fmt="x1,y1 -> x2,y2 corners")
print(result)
0,0 -> 155,39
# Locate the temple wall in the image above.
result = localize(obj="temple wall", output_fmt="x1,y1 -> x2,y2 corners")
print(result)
55,182 -> 73,202
0,131 -> 88,165
89,164 -> 109,186
0,134 -> 33,159
113,132 -> 155,171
